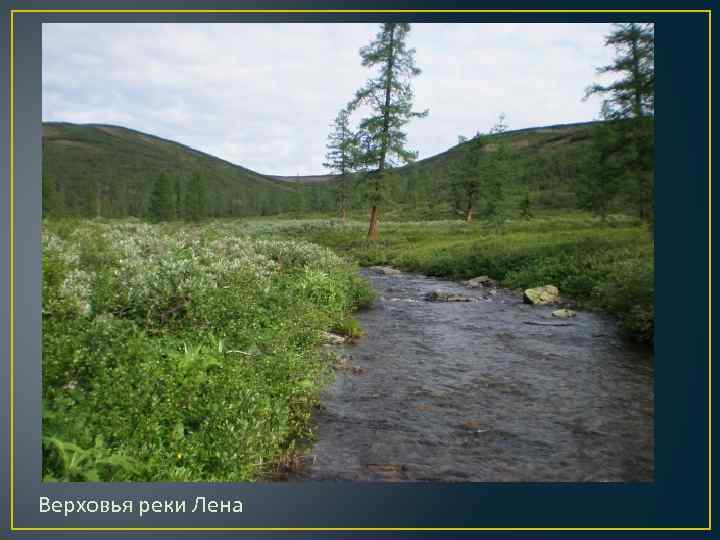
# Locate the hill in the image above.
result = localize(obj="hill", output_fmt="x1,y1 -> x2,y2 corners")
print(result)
42,122 -> 301,218
300,120 -> 624,220
42,119 -> 648,220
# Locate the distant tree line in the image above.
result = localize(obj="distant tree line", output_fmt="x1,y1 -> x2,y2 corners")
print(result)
41,165 -> 306,222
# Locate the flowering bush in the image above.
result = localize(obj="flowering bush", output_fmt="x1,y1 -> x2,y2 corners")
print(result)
42,220 -> 374,482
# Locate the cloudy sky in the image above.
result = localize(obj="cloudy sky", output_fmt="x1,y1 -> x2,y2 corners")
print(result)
43,23 -> 617,175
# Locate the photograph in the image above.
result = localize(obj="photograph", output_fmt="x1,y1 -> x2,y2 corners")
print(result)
40,21 -> 654,483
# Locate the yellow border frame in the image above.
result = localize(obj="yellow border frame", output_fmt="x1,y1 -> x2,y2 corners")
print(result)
8,8 -> 712,533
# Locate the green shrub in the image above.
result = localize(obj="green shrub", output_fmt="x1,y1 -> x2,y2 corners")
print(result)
42,220 -> 369,481
331,318 -> 364,340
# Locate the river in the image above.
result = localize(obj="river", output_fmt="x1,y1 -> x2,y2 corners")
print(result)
302,268 -> 653,482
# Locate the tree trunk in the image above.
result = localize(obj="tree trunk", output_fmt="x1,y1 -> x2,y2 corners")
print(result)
367,205 -> 379,240
465,206 -> 474,223
341,207 -> 347,223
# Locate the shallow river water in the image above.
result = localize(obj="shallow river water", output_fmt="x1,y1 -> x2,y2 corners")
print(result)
302,268 -> 653,482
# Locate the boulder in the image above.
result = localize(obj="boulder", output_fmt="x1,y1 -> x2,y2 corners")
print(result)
425,290 -> 472,303
370,265 -> 402,276
552,308 -> 576,319
463,275 -> 497,288
523,285 -> 559,305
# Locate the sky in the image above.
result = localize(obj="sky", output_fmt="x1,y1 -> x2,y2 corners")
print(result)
42,23 -> 618,176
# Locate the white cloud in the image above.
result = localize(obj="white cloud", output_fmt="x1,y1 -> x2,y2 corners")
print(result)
42,22 -> 617,175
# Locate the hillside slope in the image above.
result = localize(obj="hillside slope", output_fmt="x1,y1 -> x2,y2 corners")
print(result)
42,122 -> 299,218
301,120 -> 611,219
42,119 -> 643,220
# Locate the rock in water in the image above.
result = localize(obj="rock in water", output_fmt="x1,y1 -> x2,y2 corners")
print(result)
425,290 -> 472,302
370,265 -> 402,276
552,308 -> 576,319
463,275 -> 498,288
523,285 -> 559,305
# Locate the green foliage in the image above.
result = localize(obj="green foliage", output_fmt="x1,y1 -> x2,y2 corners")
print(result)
276,215 -> 653,342
518,190 -> 533,219
42,122 -> 299,219
42,220 -> 372,481
42,173 -> 64,217
347,23 -> 427,238
349,23 -> 427,172
43,434 -> 144,482
148,172 -> 176,222
184,171 -> 207,222
585,23 -> 654,119
324,109 -> 356,218
583,23 -> 654,226
43,118 -> 652,227
592,256 -> 654,341
331,318 -> 364,339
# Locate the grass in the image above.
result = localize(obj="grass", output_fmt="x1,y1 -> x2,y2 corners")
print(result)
42,219 -> 374,482
252,212 -> 654,342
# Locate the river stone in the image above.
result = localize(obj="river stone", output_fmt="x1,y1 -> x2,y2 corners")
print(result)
322,331 -> 346,345
425,290 -> 472,303
370,265 -> 402,276
523,285 -> 559,305
552,308 -> 577,319
463,275 -> 497,288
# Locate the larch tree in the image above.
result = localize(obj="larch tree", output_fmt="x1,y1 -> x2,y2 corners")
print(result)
585,23 -> 654,225
323,107 -> 356,222
448,138 -> 485,223
585,23 -> 654,119
349,23 -> 427,240
148,172 -> 176,222
479,113 -> 511,220
184,171 -> 207,222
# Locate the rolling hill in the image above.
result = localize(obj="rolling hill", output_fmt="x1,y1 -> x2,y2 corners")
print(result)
42,122 -> 300,218
43,119 -> 644,220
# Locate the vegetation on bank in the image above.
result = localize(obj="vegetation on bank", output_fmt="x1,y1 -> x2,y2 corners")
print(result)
42,219 -> 374,482
253,215 -> 654,342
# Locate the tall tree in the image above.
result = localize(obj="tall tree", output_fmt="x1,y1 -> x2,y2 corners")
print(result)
184,171 -> 207,222
148,172 -> 176,222
349,23 -> 427,239
585,23 -> 654,119
324,107 -> 356,221
585,23 -> 654,225
477,114 -> 511,220
448,138 -> 484,223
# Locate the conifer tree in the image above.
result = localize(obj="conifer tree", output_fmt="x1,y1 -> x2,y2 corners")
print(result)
184,171 -> 207,222
349,23 -> 427,239
585,23 -> 654,225
324,107 -> 356,221
148,172 -> 176,222
585,23 -> 654,119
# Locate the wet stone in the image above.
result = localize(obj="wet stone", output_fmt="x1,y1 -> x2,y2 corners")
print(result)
425,290 -> 472,302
